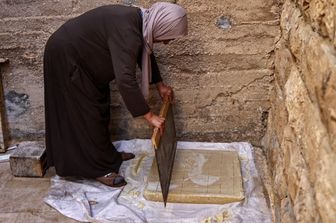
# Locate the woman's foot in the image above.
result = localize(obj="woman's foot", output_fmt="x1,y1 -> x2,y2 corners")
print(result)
96,172 -> 127,187
121,152 -> 135,161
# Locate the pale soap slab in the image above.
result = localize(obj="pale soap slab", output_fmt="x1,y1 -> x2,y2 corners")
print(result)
144,149 -> 244,204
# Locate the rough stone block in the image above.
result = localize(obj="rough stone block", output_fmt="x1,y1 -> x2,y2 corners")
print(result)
284,65 -> 329,182
280,195 -> 297,223
264,1 -> 336,222
315,149 -> 336,222
0,0 -> 277,144
178,0 -> 279,22
293,168 -> 319,223
295,0 -> 336,44
9,141 -> 47,177
274,41 -> 294,91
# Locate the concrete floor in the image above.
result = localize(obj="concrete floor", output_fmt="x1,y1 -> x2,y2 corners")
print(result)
0,147 -> 272,223
0,162 -> 78,223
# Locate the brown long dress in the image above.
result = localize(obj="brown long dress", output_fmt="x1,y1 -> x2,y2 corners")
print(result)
43,5 -> 162,178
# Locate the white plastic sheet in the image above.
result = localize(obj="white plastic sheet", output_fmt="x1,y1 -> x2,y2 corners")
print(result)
0,145 -> 18,163
44,139 -> 271,222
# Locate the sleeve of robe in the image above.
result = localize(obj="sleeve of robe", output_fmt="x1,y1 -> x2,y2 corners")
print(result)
106,12 -> 150,117
149,54 -> 163,84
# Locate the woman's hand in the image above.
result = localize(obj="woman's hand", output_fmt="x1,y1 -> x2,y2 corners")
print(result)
144,111 -> 165,135
156,82 -> 174,103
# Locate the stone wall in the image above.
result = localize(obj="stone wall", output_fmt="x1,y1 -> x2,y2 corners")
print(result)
262,0 -> 336,222
0,0 -> 278,145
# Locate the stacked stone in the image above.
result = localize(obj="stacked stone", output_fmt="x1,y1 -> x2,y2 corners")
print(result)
0,0 -> 121,142
0,0 -> 279,145
110,0 -> 279,144
262,0 -> 336,222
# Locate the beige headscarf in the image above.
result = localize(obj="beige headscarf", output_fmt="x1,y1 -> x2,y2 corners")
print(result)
140,2 -> 188,98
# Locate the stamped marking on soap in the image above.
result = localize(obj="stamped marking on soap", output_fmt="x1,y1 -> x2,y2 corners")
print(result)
184,153 -> 219,186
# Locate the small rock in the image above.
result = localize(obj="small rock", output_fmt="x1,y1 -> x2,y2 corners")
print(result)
216,16 -> 232,30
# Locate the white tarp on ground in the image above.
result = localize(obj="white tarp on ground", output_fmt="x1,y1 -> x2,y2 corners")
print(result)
44,139 -> 271,223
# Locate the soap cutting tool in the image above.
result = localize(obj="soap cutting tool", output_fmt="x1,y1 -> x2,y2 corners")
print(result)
151,96 -> 177,206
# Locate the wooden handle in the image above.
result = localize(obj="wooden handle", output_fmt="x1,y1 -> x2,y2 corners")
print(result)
151,96 -> 170,149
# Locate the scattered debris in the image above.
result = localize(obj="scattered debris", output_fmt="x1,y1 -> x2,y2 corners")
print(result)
132,154 -> 146,176
0,145 -> 18,163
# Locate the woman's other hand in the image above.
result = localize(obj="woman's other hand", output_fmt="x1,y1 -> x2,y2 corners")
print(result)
144,111 -> 165,135
156,82 -> 174,103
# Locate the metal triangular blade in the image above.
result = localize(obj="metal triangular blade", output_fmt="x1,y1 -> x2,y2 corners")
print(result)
152,102 -> 177,206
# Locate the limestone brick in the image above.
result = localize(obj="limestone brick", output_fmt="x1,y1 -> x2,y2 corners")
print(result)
263,0 -> 336,222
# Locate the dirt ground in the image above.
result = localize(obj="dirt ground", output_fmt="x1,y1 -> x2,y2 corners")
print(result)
0,163 -> 78,223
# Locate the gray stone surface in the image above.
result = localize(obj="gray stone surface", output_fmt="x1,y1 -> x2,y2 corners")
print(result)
0,162 -> 78,223
9,141 -> 46,177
